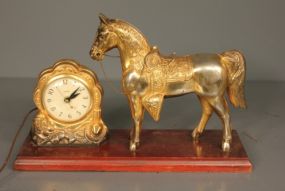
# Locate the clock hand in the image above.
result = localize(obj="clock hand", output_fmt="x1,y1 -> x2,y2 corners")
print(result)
65,87 -> 80,103
65,94 -> 80,109
56,87 -> 76,109
65,92 -> 81,103
70,92 -> 80,100
67,87 -> 79,99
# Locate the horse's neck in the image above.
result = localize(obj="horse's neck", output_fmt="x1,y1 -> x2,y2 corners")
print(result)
116,36 -> 150,72
117,46 -> 149,72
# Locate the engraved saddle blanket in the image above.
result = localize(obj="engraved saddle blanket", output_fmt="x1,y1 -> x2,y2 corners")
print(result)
141,47 -> 192,121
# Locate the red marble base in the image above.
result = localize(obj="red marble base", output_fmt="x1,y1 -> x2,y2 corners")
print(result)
14,129 -> 252,172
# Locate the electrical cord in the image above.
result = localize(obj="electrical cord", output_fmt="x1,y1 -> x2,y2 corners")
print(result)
0,107 -> 37,172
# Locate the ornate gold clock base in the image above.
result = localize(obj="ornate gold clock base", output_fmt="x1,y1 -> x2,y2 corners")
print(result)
32,114 -> 108,145
14,129 -> 252,172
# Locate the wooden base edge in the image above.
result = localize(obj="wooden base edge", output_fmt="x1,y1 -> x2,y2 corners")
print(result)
14,129 -> 252,173
14,159 -> 252,172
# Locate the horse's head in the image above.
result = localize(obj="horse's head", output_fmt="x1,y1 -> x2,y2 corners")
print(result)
90,14 -> 119,61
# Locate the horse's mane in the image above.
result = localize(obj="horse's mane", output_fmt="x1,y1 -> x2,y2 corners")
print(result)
109,19 -> 150,50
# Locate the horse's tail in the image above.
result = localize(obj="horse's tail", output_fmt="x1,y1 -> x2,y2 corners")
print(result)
221,50 -> 247,109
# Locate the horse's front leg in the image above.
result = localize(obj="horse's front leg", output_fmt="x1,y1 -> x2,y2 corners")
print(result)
128,95 -> 144,151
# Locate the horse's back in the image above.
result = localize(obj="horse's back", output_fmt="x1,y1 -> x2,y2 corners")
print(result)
191,53 -> 227,96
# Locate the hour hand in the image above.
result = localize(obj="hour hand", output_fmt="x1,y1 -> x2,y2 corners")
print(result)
70,87 -> 80,97
65,87 -> 80,102
70,92 -> 80,100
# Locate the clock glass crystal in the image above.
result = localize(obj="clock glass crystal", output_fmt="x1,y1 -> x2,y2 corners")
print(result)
42,76 -> 92,123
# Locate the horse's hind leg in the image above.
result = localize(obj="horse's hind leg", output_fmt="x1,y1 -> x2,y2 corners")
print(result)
192,96 -> 213,139
207,96 -> 232,152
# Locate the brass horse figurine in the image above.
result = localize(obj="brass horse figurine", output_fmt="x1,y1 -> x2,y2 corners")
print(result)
90,14 -> 246,152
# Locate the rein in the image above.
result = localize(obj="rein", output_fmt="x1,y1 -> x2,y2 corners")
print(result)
98,54 -> 125,95
104,53 -> 120,58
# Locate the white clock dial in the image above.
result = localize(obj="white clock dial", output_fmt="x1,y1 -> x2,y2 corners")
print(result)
42,76 -> 92,122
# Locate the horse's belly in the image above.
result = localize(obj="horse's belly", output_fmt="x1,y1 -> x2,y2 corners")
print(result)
165,80 -> 194,96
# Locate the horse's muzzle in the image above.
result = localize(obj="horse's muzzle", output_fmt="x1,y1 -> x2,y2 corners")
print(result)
90,47 -> 104,61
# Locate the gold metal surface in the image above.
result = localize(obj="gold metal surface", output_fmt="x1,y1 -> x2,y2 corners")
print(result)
32,59 -> 108,145
90,14 -> 246,152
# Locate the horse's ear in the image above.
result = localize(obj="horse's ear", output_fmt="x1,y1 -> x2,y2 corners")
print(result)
99,13 -> 109,25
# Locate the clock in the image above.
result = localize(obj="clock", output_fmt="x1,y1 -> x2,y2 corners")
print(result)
42,76 -> 92,123
32,59 -> 108,145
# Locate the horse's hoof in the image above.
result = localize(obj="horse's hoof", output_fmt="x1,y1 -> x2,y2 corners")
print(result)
129,141 -> 139,152
222,140 -> 231,152
192,128 -> 201,140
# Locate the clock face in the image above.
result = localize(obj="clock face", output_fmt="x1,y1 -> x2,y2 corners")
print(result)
42,76 -> 92,122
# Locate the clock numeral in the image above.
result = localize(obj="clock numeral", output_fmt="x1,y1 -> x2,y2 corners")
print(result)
47,99 -> 52,103
68,114 -> 72,119
82,96 -> 89,100
50,107 -> 56,111
63,79 -> 68,85
79,88 -> 85,92
58,112 -> 63,117
82,104 -> 87,108
76,111 -> 81,115
48,89 -> 54,95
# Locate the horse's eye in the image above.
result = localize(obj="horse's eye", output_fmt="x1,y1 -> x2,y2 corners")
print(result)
99,35 -> 104,40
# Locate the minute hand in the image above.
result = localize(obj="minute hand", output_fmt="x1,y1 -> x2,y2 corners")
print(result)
66,87 -> 80,101
69,92 -> 80,100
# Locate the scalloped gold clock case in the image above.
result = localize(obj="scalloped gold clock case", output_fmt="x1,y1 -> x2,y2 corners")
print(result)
32,59 -> 108,145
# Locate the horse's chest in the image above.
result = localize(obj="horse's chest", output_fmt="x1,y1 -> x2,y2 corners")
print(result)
121,70 -> 147,95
